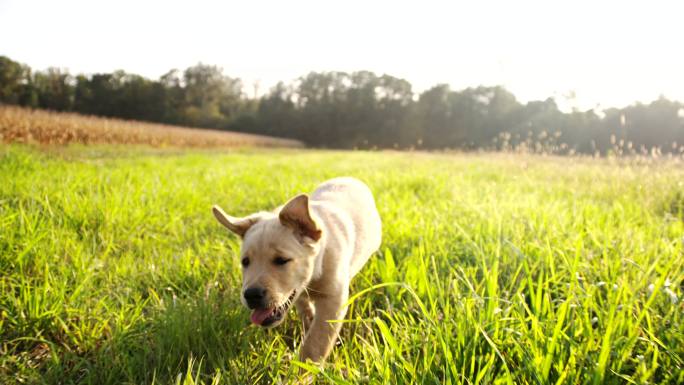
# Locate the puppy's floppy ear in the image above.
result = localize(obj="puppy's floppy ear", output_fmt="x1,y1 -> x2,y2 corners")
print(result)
279,194 -> 322,241
212,205 -> 259,238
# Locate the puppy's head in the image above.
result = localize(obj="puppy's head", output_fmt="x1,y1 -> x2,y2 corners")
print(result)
212,194 -> 321,328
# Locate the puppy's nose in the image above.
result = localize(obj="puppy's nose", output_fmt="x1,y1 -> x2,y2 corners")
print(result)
243,287 -> 267,309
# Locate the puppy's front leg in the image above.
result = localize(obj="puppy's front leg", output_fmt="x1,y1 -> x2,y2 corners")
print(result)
295,295 -> 315,334
299,292 -> 348,362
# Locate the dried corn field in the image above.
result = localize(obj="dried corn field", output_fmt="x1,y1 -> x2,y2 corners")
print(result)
0,106 -> 302,148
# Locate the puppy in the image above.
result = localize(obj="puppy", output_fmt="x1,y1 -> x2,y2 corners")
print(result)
212,177 -> 382,362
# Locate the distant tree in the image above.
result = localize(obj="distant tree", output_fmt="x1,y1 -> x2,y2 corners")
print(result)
182,64 -> 243,128
159,69 -> 185,124
255,82 -> 299,137
73,72 -> 120,116
0,56 -> 30,105
116,73 -> 166,121
33,68 -> 74,111
415,85 -> 461,148
369,74 -> 414,148
293,71 -> 348,146
73,74 -> 93,113
1,55 -> 683,154
612,98 -> 684,153
506,98 -> 563,150
278,71 -> 415,148
454,86 -> 520,147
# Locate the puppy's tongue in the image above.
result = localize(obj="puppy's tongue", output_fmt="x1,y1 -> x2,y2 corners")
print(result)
250,308 -> 274,325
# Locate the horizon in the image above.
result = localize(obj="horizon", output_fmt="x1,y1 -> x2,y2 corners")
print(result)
2,0 -> 683,111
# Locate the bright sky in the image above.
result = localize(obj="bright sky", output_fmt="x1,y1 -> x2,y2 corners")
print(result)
1,0 -> 683,111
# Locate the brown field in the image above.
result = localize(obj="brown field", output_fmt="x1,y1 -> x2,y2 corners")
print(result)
0,105 -> 302,148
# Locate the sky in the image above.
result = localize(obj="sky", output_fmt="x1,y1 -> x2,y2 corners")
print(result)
1,0 -> 683,111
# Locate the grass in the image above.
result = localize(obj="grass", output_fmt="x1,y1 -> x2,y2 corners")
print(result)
0,106 -> 302,148
1,145 -> 683,384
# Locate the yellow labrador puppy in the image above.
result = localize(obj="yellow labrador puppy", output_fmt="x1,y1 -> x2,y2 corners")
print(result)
212,177 -> 382,362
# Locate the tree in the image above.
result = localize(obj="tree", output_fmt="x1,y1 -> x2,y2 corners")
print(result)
182,64 -> 243,128
33,68 -> 74,111
0,56 -> 31,105
1,55 -> 683,154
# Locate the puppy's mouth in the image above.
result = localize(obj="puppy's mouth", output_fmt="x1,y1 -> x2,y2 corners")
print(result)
250,290 -> 296,327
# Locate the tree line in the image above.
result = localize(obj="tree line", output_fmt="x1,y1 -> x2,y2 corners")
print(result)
1,55 -> 683,154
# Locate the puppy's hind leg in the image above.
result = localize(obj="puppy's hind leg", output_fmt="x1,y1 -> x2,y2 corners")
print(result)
295,295 -> 315,334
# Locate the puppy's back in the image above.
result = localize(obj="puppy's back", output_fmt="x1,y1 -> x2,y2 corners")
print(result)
311,177 -> 382,276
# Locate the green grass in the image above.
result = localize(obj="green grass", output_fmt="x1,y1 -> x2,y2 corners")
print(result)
1,145 -> 683,384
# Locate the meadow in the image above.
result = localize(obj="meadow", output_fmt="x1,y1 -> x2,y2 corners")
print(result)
1,145 -> 683,384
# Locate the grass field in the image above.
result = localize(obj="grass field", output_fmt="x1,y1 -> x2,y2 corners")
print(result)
1,145 -> 683,384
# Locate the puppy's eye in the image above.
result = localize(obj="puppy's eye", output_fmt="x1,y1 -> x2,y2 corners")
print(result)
241,257 -> 250,268
273,256 -> 292,266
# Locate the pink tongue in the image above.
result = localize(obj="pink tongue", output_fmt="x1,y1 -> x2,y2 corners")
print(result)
250,308 -> 274,325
